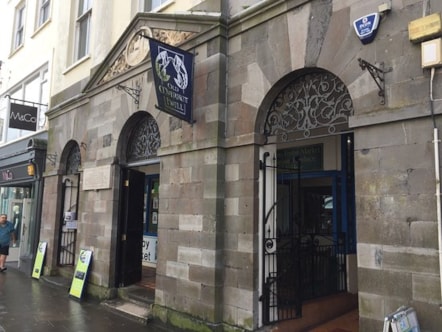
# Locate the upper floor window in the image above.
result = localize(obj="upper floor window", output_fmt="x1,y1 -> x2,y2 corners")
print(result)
0,66 -> 49,143
14,3 -> 26,50
141,0 -> 172,12
38,0 -> 50,27
75,0 -> 92,61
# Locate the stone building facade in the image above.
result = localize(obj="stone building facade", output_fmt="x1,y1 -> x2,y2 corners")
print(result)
40,0 -> 442,331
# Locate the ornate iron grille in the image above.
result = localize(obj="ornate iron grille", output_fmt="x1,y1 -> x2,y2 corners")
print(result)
66,144 -> 81,174
264,72 -> 353,141
127,115 -> 161,163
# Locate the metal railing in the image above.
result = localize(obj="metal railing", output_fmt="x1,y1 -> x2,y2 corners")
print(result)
262,234 -> 347,324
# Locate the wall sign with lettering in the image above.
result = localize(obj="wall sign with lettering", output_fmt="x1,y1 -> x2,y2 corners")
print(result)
9,103 -> 38,131
277,144 -> 323,171
149,37 -> 194,123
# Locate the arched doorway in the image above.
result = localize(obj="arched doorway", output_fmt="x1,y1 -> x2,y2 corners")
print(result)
58,141 -> 81,266
259,69 -> 357,325
116,111 -> 161,287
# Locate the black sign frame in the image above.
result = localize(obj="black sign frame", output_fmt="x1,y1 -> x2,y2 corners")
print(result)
148,37 -> 194,123
9,103 -> 38,131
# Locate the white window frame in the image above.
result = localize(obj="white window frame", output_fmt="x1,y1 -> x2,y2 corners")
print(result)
74,0 -> 92,61
1,65 -> 49,142
37,0 -> 51,27
38,69 -> 49,129
14,3 -> 26,50
140,0 -> 174,12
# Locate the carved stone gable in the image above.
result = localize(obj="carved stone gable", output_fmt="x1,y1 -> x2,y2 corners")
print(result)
98,28 -> 195,85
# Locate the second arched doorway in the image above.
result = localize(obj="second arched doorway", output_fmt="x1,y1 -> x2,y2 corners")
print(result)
258,69 -> 358,326
115,111 -> 161,288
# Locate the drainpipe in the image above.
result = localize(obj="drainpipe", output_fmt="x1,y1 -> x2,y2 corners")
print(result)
429,67 -> 442,308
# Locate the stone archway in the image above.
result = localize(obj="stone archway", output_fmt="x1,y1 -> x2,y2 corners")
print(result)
258,69 -> 357,325
115,111 -> 161,287
58,141 -> 81,266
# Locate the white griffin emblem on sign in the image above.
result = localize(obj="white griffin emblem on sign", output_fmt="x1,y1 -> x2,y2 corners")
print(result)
155,49 -> 188,90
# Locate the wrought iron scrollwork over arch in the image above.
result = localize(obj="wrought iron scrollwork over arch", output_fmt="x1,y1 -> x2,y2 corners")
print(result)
126,114 -> 161,163
66,144 -> 81,175
264,71 -> 353,141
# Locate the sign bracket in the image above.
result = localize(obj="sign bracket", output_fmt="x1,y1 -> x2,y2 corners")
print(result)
358,58 -> 392,105
116,84 -> 141,105
4,95 -> 48,107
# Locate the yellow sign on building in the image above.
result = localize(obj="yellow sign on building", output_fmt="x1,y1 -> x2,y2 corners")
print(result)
408,13 -> 442,43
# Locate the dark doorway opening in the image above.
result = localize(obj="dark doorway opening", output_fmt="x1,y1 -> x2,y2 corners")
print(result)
117,169 -> 145,287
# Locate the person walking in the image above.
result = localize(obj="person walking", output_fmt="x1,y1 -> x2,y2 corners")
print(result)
0,214 -> 16,272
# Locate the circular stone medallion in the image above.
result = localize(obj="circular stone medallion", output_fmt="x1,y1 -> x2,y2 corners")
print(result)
125,26 -> 153,67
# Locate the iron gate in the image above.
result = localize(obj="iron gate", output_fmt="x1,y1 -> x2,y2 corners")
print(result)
58,176 -> 78,266
260,154 -> 347,325
58,144 -> 80,266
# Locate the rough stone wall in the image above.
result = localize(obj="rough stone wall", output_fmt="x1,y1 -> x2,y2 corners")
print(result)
40,174 -> 62,275
153,21 -> 229,327
42,0 -> 442,330
228,0 -> 442,330
355,119 -> 441,331
156,148 -> 226,322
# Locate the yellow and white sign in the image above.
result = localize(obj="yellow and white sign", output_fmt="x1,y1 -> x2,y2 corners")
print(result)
32,242 -> 47,279
69,249 -> 93,299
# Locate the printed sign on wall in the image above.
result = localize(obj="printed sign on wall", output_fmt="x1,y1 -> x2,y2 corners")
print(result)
142,235 -> 157,265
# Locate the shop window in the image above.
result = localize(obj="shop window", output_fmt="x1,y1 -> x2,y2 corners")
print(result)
144,175 -> 159,235
0,187 -> 32,246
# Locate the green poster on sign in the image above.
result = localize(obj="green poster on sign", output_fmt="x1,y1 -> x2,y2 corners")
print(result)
32,242 -> 47,279
69,249 -> 93,300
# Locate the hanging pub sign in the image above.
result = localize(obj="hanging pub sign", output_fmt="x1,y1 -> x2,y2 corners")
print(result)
9,103 -> 38,131
148,37 -> 194,123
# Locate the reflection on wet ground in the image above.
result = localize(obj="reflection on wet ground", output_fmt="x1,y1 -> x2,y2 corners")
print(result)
0,266 -> 165,331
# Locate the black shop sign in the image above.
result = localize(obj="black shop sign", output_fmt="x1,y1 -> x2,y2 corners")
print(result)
9,103 -> 37,131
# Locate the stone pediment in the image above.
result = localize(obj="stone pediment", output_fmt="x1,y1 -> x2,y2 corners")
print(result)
84,12 -> 219,91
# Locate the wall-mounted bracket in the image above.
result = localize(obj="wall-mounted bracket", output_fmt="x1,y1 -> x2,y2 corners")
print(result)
358,58 -> 392,105
46,152 -> 58,167
116,84 -> 141,105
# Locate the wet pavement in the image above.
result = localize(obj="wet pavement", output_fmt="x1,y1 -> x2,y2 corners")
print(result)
0,265 -> 170,332
0,264 -> 358,332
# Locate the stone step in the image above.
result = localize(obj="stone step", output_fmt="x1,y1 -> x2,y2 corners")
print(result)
120,285 -> 155,305
102,284 -> 155,325
101,298 -> 152,325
